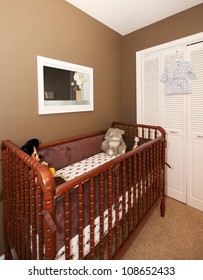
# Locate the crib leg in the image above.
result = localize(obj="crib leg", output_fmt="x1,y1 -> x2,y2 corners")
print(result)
160,199 -> 165,217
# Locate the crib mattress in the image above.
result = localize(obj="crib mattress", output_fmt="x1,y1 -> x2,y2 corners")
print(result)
54,152 -> 117,181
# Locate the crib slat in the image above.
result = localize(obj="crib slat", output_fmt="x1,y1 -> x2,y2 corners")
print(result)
43,177 -> 55,260
154,142 -> 158,201
160,138 -> 166,216
115,164 -> 120,254
142,150 -> 146,216
89,177 -> 95,259
78,183 -> 84,260
138,152 -> 142,221
30,170 -> 37,259
99,172 -> 105,260
146,148 -> 151,211
24,164 -> 31,259
65,191 -> 71,260
121,160 -> 127,243
2,147 -> 12,259
19,160 -> 26,259
15,157 -> 22,258
133,154 -> 137,227
37,184 -> 43,259
128,158 -> 132,235
108,168 -> 113,259
149,146 -> 153,207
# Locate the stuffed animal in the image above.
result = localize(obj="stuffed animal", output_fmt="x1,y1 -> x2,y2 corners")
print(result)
21,138 -> 55,175
101,128 -> 126,156
132,136 -> 139,149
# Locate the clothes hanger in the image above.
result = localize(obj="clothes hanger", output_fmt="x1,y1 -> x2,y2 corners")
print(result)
175,50 -> 182,63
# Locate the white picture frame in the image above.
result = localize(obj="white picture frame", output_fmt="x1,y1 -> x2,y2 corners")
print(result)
37,56 -> 94,114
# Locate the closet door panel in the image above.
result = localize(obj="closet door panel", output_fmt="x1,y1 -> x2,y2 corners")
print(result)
165,134 -> 186,201
161,48 -> 187,203
188,138 -> 203,211
187,42 -> 203,211
138,54 -> 161,125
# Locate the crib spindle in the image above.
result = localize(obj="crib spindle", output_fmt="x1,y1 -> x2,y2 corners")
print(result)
108,168 -> 113,259
65,191 -> 71,260
127,157 -> 132,235
138,152 -> 142,221
154,142 -> 158,201
121,160 -> 127,243
114,164 -> 120,255
37,184 -> 44,259
78,183 -> 84,260
142,151 -> 146,217
1,146 -> 12,259
30,169 -> 37,259
89,177 -> 95,259
99,172 -> 105,260
133,154 -> 137,227
24,165 -> 31,259
146,148 -> 150,212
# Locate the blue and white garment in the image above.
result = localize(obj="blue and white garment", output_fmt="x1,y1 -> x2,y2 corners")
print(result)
160,59 -> 195,94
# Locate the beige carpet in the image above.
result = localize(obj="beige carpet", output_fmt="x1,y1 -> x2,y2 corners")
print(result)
121,196 -> 203,260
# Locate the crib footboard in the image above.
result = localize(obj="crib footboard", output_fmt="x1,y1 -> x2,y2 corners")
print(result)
1,121 -> 166,260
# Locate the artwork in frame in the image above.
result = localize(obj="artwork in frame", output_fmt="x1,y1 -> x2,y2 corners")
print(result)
37,56 -> 94,114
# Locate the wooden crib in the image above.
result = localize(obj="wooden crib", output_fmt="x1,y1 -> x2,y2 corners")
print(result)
1,121 -> 166,260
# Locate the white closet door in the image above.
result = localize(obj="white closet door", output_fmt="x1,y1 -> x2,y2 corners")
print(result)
187,42 -> 203,211
138,53 -> 161,125
161,48 -> 187,203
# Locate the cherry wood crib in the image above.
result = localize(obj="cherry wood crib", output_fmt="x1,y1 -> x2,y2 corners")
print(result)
1,121 -> 166,260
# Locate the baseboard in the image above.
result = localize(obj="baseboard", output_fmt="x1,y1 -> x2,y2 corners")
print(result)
0,254 -> 5,260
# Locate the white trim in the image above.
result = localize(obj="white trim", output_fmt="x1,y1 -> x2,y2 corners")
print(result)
136,32 -> 203,56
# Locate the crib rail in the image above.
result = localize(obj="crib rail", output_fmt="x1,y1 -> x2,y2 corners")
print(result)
112,121 -> 165,139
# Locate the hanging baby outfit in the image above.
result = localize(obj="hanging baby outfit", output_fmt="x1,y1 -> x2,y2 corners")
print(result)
160,59 -> 195,94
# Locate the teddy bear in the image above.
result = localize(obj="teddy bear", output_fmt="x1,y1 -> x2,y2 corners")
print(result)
21,138 -> 55,175
101,128 -> 127,156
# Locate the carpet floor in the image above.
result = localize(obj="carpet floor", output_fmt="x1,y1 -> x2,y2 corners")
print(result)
120,196 -> 203,260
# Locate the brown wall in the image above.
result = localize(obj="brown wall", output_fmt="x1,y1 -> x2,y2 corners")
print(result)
0,0 -> 123,255
122,3 -> 203,122
0,0 -> 202,256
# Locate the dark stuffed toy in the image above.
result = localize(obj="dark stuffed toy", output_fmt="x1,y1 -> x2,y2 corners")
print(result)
21,138 -> 55,175
21,138 -> 42,162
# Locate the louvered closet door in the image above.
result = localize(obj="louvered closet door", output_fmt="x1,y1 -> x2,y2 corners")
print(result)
187,42 -> 203,211
140,54 -> 161,126
161,48 -> 187,203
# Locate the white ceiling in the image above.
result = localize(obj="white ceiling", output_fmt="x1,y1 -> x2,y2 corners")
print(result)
65,0 -> 203,35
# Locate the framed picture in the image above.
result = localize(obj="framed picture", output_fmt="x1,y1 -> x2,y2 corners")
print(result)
37,56 -> 94,114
